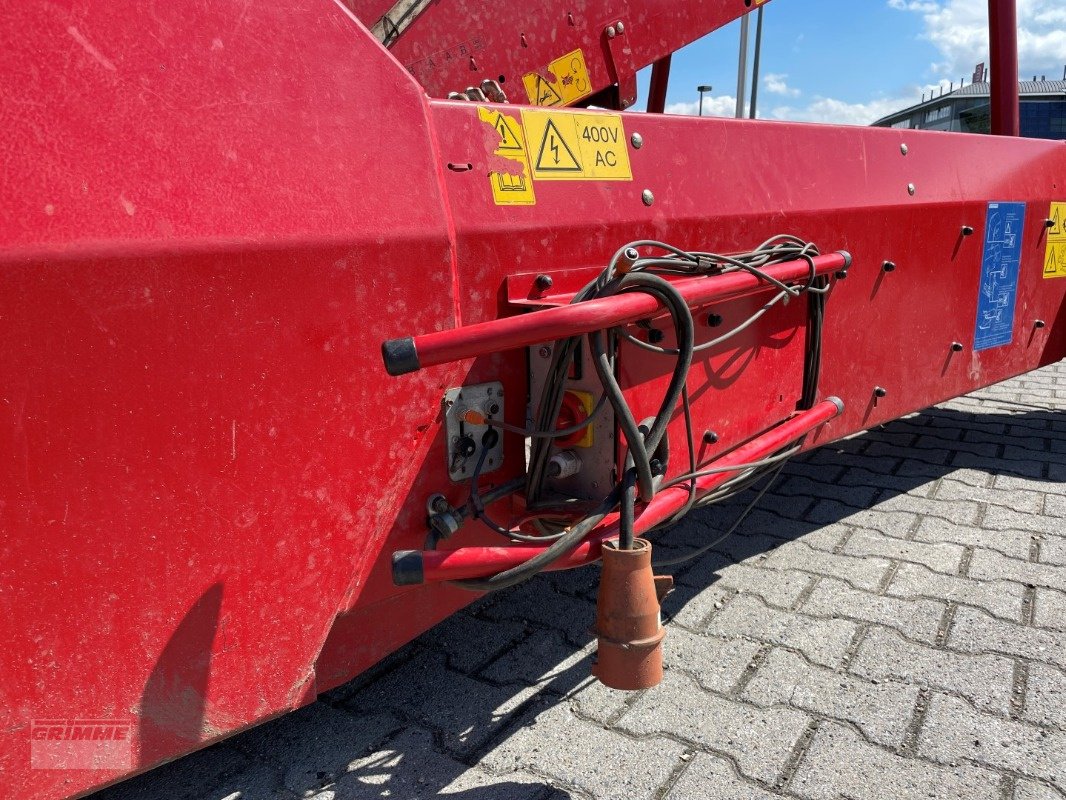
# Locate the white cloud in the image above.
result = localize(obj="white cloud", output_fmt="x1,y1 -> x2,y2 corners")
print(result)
763,72 -> 800,97
664,94 -> 739,117
769,95 -> 915,125
889,0 -> 1066,80
766,78 -> 947,125
664,91 -> 921,126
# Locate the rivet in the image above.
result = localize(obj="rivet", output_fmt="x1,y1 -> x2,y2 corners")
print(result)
706,313 -> 723,327
873,386 -> 888,398
907,183 -> 916,196
703,430 -> 719,444
605,25 -> 616,38
900,143 -> 908,155
882,260 -> 897,273
538,346 -> 552,358
961,225 -> 974,236
630,132 -> 643,149
1045,219 -> 1056,229
615,21 -> 625,33
1034,320 -> 1046,329
641,189 -> 654,206
950,342 -> 964,352
534,273 -> 553,291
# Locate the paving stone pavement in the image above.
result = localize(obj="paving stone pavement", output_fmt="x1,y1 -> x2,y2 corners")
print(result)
92,363 -> 1066,800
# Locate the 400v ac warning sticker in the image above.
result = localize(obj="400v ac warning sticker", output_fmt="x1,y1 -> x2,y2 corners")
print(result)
478,108 -> 633,205
521,110 -> 632,181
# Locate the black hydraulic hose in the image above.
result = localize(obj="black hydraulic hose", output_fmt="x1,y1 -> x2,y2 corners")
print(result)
449,487 -> 621,592
590,274 -> 693,503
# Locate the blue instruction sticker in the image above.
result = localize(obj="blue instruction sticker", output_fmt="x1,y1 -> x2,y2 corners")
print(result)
974,201 -> 1026,351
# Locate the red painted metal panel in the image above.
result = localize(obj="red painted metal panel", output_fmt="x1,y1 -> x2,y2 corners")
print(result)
0,3 -> 1063,799
344,0 -> 768,107
0,3 -> 466,797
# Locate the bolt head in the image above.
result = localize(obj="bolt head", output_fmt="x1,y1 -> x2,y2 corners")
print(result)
630,132 -> 643,149
534,273 -> 553,291
641,189 -> 654,206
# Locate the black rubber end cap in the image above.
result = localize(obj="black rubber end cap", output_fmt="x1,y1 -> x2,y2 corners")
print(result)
392,550 -> 425,586
382,337 -> 420,376
837,250 -> 853,269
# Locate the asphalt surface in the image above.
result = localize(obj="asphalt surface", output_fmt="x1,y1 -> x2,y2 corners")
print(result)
92,361 -> 1066,800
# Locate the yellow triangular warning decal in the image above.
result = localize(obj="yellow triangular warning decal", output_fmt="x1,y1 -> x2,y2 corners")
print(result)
1052,206 -> 1063,236
1047,248 -> 1061,274
534,76 -> 563,107
535,119 -> 582,172
493,114 -> 524,152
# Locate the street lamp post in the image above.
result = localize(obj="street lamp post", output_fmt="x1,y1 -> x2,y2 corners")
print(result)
697,85 -> 713,116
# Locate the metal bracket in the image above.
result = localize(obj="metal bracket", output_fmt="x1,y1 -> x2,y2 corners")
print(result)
603,18 -> 637,110
443,382 -> 505,482
528,342 -> 615,501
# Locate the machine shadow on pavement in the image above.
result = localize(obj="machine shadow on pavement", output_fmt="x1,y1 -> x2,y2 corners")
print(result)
89,403 -> 1062,800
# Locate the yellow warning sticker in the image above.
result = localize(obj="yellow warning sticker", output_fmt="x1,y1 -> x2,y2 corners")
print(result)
522,110 -> 632,181
522,49 -> 592,107
478,107 -> 536,206
1045,202 -> 1066,278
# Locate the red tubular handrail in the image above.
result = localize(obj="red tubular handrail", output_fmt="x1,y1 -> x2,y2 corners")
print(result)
382,251 -> 850,375
392,397 -> 844,585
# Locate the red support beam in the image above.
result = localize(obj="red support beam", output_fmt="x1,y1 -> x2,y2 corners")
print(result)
646,55 -> 671,113
988,0 -> 1020,136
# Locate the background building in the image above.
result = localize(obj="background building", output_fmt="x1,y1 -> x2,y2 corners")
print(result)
873,67 -> 1066,139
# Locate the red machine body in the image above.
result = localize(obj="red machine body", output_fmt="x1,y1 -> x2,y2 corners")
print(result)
1,1 -> 1063,798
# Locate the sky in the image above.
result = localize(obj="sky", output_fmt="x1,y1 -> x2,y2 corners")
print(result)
636,0 -> 1066,125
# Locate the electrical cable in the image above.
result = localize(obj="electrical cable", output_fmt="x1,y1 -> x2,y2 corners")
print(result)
440,234 -> 831,589
483,393 -> 608,438
651,460 -> 788,568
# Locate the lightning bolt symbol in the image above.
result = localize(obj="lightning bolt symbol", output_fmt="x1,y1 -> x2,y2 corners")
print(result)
550,135 -> 560,164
